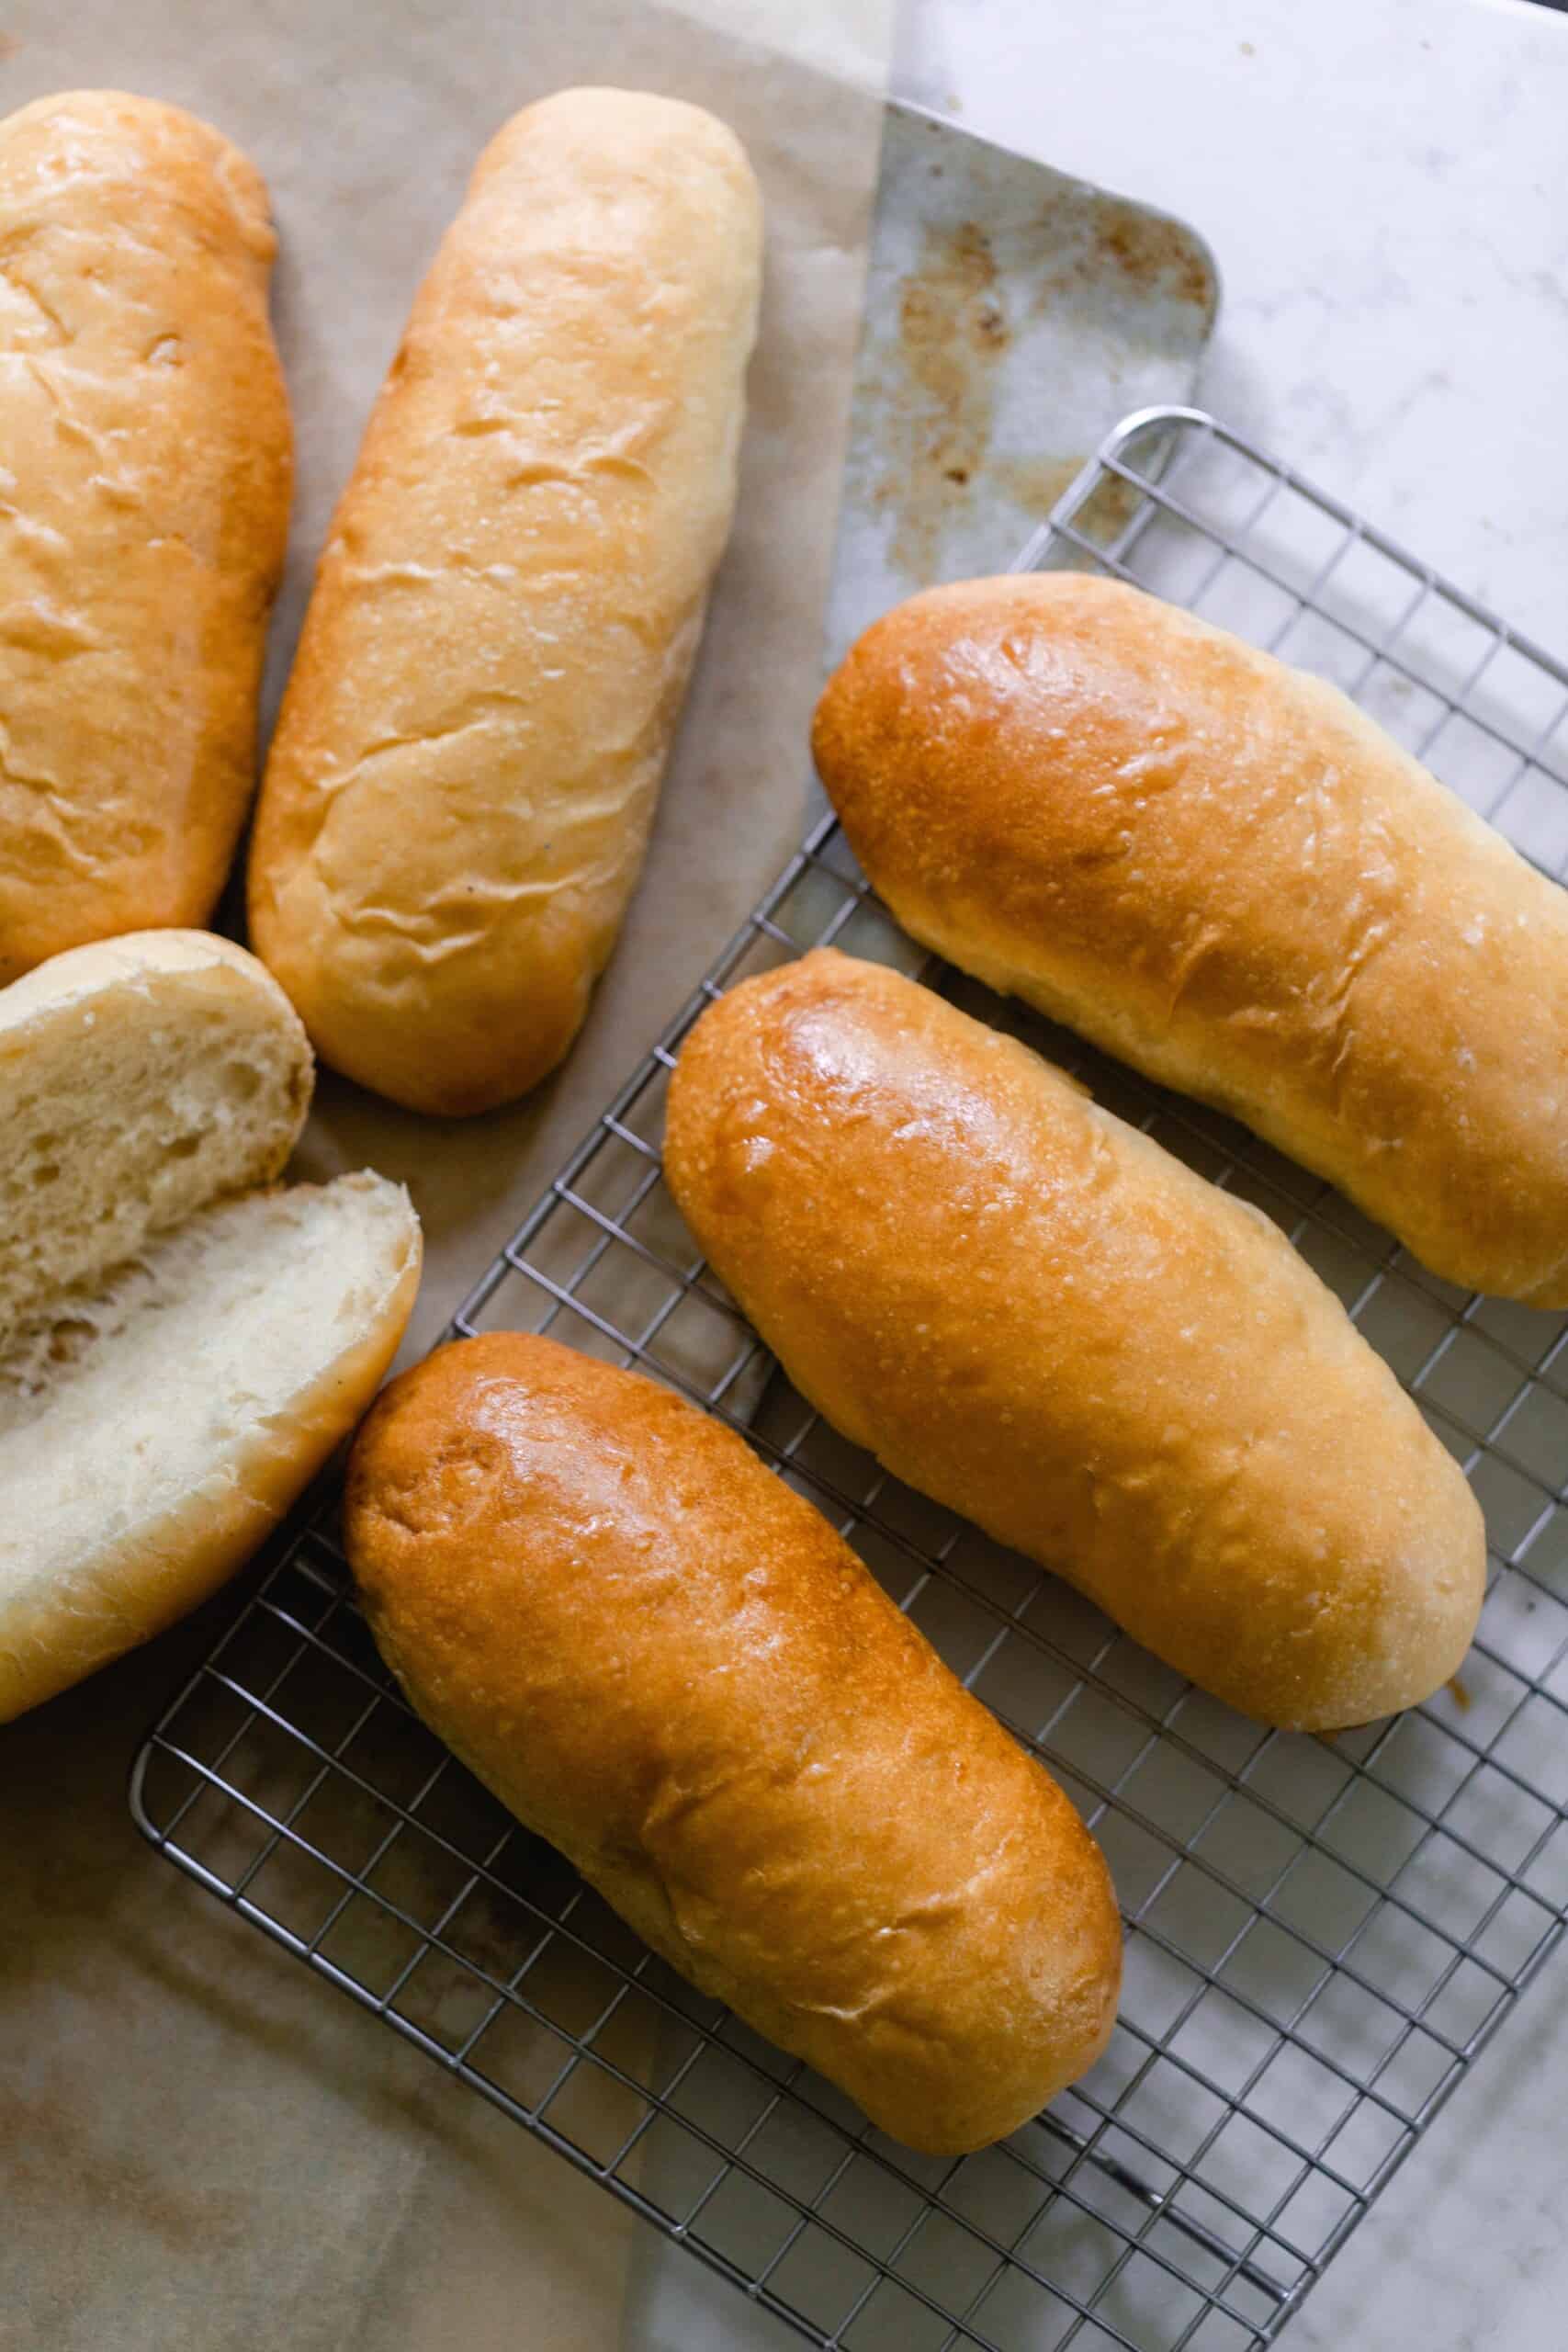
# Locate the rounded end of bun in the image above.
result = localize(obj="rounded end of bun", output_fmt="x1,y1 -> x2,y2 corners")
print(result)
1269,1500 -> 1488,1736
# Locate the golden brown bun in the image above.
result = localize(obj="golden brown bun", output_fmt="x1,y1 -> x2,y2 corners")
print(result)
248,89 -> 762,1115
0,92 -> 292,982
663,951 -> 1485,1731
813,571 -> 1568,1306
344,1332 -> 1121,2154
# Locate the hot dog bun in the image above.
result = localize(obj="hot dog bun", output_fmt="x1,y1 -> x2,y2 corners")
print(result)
0,92 -> 291,979
344,1331 -> 1121,2154
813,571 -> 1568,1306
248,89 -> 762,1114
664,950 -> 1486,1731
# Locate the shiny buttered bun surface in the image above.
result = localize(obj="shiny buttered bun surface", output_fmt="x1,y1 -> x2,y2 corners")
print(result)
249,88 -> 762,1115
663,951 -> 1485,1731
813,571 -> 1568,1306
0,92 -> 291,982
344,1332 -> 1122,2154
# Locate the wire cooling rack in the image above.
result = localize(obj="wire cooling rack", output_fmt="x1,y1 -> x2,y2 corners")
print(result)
132,408 -> 1568,2352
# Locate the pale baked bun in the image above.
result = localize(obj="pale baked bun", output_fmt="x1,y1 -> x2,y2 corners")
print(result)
0,92 -> 291,980
249,88 -> 762,1114
813,571 -> 1568,1306
664,950 -> 1486,1732
0,930 -> 311,1348
345,1333 -> 1121,2154
0,1174 -> 420,1722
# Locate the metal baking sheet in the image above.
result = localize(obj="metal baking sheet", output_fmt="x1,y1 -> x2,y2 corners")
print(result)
824,99 -> 1218,665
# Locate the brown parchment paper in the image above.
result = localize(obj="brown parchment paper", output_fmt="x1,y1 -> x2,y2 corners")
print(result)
0,3 -> 889,2345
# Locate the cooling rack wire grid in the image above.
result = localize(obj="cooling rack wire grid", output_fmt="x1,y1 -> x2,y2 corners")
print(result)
133,407 -> 1568,2352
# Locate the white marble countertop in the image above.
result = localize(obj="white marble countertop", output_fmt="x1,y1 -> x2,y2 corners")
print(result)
630,0 -> 1568,2346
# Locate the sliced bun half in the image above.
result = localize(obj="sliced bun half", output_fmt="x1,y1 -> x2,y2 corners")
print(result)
0,929 -> 421,1720
0,1172 -> 421,1720
0,929 -> 313,1348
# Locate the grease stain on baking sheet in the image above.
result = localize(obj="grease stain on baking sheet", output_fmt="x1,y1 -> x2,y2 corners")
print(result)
1058,194 -> 1217,319
860,171 -> 1215,591
869,217 -> 1099,581
873,217 -> 1011,580
0,31 -> 21,56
